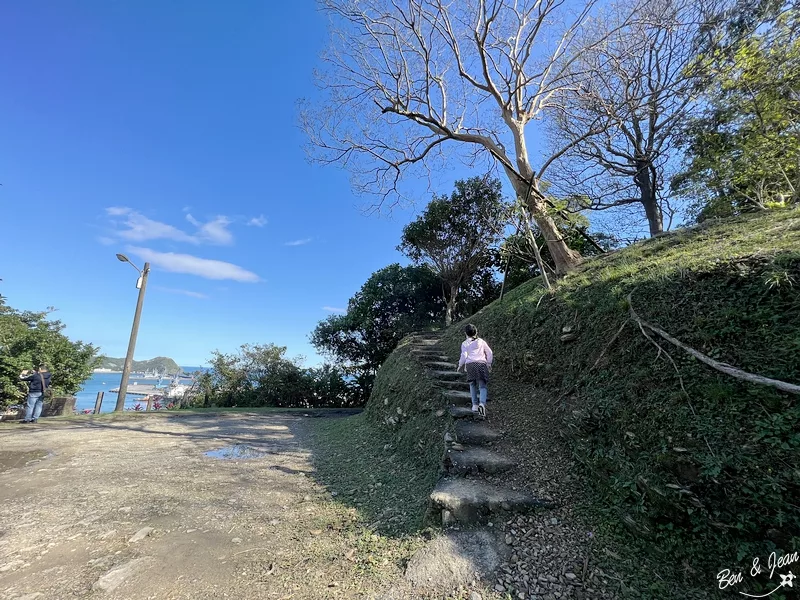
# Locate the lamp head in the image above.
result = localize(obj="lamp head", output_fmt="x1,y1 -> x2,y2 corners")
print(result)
116,253 -> 130,263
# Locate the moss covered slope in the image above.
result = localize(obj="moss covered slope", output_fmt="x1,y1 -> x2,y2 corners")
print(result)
368,208 -> 800,593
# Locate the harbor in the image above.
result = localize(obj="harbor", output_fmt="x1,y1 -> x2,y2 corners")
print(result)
107,384 -> 164,396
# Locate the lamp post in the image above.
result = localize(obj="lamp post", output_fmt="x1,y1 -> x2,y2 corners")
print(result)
115,254 -> 150,412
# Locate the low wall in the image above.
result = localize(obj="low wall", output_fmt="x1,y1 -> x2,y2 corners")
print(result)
43,396 -> 76,417
1,396 -> 76,421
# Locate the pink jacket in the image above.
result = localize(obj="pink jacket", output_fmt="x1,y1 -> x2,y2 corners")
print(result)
458,337 -> 493,368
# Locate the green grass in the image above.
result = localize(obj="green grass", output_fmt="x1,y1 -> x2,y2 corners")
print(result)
308,335 -> 452,537
308,412 -> 440,537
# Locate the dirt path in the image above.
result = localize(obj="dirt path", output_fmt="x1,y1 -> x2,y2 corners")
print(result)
0,413 -> 410,600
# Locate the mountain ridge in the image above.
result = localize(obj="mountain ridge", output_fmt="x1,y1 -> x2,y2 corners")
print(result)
97,356 -> 180,374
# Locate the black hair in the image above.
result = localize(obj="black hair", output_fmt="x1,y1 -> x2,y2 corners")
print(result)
465,324 -> 478,338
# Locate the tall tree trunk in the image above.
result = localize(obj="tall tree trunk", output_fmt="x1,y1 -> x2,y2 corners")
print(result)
444,302 -> 453,326
635,160 -> 663,236
508,176 -> 582,274
444,283 -> 458,326
506,124 -> 582,275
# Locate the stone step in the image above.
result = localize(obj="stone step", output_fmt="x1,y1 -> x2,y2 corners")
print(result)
435,379 -> 471,391
441,389 -> 472,403
413,339 -> 442,346
454,421 -> 502,445
430,370 -> 463,380
430,478 -> 554,525
414,353 -> 450,361
448,406 -> 477,419
444,446 -> 515,475
425,361 -> 457,369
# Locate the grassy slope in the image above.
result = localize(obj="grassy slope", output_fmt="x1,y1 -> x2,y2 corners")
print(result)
432,208 -> 800,597
308,340 -> 502,599
310,208 -> 799,599
312,337 -> 450,538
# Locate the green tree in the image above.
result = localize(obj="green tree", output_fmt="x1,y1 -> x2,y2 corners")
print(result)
197,344 -> 361,408
674,7 -> 800,219
311,264 -> 445,392
398,177 -> 507,325
499,210 -> 617,292
0,298 -> 99,407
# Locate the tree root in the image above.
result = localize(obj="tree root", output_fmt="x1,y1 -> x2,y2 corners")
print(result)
627,291 -> 800,396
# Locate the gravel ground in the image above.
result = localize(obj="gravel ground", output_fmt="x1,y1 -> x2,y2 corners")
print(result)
476,380 -> 625,600
0,412 -> 421,600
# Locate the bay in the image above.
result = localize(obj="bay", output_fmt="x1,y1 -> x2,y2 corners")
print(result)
75,367 -> 207,413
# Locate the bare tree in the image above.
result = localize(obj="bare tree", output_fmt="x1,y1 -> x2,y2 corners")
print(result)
546,0 -> 706,236
302,0 -> 631,274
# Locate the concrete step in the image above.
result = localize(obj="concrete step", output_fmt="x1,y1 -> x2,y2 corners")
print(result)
454,421 -> 502,445
431,370 -> 463,380
425,361 -> 457,369
430,478 -> 554,525
444,446 -> 515,475
448,406 -> 477,419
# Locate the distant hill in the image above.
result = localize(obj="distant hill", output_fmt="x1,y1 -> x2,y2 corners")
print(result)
98,356 -> 180,374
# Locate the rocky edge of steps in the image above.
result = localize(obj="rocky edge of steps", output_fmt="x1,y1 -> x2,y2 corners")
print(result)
406,333 -> 620,600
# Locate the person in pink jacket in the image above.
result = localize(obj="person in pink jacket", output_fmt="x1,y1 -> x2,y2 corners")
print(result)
457,324 -> 493,419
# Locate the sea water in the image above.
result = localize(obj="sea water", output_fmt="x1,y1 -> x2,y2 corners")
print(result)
75,367 -> 207,413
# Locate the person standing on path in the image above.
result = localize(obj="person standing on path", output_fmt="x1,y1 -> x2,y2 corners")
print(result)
19,364 -> 51,423
457,324 -> 493,419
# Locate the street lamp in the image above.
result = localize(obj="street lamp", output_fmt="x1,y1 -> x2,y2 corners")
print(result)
115,254 -> 150,412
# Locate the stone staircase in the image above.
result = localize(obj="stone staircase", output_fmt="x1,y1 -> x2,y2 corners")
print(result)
409,333 -> 555,528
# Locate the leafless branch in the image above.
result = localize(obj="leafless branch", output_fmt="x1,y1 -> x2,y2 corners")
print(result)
303,0 -> 629,272
545,0 -> 706,237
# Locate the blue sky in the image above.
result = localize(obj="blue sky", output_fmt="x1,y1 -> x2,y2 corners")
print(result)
0,1 -> 471,367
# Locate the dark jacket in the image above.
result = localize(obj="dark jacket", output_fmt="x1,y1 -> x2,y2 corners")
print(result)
22,371 -> 52,394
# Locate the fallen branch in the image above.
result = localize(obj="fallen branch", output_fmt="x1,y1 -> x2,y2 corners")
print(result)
627,292 -> 800,396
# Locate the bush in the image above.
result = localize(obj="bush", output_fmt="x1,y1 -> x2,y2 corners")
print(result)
197,343 -> 364,408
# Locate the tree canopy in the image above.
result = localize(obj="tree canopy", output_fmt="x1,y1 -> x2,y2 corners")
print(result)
196,344 -> 362,408
302,0 -> 617,273
548,0 -> 703,236
311,264 -> 445,385
674,3 -> 800,219
311,261 -> 499,396
0,297 -> 99,407
398,177 -> 506,324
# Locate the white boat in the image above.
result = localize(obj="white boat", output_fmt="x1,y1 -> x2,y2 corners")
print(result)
166,384 -> 191,399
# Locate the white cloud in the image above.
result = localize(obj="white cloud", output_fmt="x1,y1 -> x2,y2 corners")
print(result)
106,206 -> 131,216
323,306 -> 347,313
127,247 -> 260,282
105,207 -> 234,246
97,236 -> 115,246
248,215 -> 268,227
285,238 -> 312,246
186,214 -> 234,245
153,286 -> 209,299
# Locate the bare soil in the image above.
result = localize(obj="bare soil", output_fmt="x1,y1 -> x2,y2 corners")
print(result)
0,412 -> 418,600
